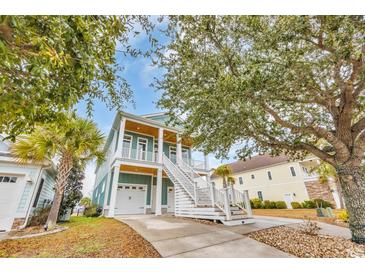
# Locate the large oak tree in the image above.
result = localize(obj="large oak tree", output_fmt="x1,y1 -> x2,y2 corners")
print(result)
155,16 -> 365,243
0,15 -> 151,139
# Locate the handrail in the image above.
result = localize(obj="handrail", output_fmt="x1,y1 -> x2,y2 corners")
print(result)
229,187 -> 252,217
162,154 -> 196,201
179,159 -> 209,187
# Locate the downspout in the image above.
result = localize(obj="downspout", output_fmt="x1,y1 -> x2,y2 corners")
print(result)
18,163 -> 52,229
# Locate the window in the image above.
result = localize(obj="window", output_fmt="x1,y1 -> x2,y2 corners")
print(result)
239,177 -> 243,185
0,176 -> 17,183
290,166 -> 296,177
257,191 -> 263,201
267,171 -> 272,180
137,138 -> 148,160
154,141 -> 158,161
33,178 -> 44,207
169,146 -> 177,163
182,148 -> 189,164
251,174 -> 255,179
122,135 -> 132,158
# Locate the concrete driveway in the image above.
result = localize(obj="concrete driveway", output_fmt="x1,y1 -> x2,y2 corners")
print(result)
115,214 -> 297,258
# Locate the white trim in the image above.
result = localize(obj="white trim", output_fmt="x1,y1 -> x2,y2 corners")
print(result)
125,129 -> 156,138
141,112 -> 168,118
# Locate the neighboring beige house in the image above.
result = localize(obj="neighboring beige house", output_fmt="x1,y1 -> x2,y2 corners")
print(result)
211,154 -> 344,209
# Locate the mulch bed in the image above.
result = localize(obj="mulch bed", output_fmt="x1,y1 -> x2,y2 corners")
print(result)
0,217 -> 160,258
249,225 -> 365,258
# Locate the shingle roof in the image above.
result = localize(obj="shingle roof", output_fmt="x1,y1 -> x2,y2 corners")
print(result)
211,154 -> 290,178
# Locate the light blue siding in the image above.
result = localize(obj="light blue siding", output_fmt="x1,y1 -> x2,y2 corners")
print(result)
153,177 -> 173,205
35,169 -> 55,209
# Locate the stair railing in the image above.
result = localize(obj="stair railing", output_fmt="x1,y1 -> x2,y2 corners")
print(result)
162,154 -> 196,202
228,185 -> 253,217
178,159 -> 235,219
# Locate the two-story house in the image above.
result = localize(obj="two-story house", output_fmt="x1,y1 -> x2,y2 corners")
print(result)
0,134 -> 56,232
92,112 -> 254,225
211,154 -> 344,209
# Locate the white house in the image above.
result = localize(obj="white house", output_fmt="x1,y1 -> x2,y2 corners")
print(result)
211,154 -> 344,209
92,111 -> 254,226
0,135 -> 56,232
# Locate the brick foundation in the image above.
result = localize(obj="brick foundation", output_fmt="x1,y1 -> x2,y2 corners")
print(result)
304,180 -> 336,205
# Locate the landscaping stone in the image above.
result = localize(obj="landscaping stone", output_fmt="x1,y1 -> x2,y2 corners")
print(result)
249,225 -> 365,258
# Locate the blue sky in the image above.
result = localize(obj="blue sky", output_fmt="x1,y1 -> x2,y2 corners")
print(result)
77,22 -> 235,196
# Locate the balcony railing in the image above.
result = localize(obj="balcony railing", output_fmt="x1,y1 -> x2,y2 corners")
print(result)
121,148 -> 157,162
120,148 -> 207,170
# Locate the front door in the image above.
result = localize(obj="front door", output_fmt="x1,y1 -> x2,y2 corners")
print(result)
115,184 -> 147,215
283,193 -> 293,209
167,187 -> 174,213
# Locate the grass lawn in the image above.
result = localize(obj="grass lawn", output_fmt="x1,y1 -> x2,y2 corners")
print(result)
0,216 -> 160,258
253,208 -> 347,226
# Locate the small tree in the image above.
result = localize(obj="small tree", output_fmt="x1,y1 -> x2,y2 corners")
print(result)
213,164 -> 233,188
58,160 -> 84,219
12,113 -> 104,229
80,197 -> 92,208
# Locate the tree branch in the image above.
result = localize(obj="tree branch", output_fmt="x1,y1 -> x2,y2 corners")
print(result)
352,117 -> 365,139
263,104 -> 350,161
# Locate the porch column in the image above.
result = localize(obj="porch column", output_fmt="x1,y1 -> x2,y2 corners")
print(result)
116,117 -> 126,158
157,127 -> 164,163
155,127 -> 164,215
176,133 -> 182,165
155,167 -> 163,215
107,165 -> 120,217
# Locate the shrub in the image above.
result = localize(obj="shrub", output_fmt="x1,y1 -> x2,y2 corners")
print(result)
29,206 -> 51,226
291,201 -> 302,209
338,211 -> 349,223
275,201 -> 287,209
250,198 -> 263,209
301,200 -> 316,208
84,204 -> 102,217
299,218 -> 320,236
263,200 -> 276,209
313,198 -> 333,209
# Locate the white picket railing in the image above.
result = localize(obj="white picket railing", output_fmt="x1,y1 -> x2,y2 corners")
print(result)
162,154 -> 196,202
228,187 -> 252,217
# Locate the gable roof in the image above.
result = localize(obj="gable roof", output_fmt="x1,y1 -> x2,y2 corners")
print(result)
211,154 -> 291,178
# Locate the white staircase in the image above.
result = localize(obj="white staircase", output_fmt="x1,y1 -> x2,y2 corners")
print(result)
162,154 -> 254,226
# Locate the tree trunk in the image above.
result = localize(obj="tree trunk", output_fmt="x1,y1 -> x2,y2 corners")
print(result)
45,153 -> 73,230
337,165 -> 365,244
222,177 -> 227,188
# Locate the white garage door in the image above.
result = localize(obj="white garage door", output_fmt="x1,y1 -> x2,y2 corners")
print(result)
0,175 -> 23,232
115,184 -> 147,215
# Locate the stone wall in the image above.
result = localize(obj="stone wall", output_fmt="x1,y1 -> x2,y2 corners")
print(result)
304,180 -> 336,205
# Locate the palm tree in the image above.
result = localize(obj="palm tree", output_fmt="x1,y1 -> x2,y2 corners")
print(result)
213,164 -> 233,188
227,176 -> 236,186
12,113 -> 104,229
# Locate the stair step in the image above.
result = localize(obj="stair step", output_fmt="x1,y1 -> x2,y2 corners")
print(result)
221,218 -> 255,226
